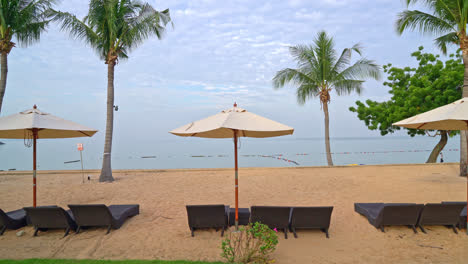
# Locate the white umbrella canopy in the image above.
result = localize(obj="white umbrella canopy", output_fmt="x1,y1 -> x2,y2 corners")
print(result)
393,98 -> 468,130
0,105 -> 98,207
393,97 -> 468,234
170,105 -> 294,138
0,107 -> 97,138
170,103 -> 294,229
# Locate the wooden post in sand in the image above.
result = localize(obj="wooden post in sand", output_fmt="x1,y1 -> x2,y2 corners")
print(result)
32,128 -> 38,208
234,129 -> 239,231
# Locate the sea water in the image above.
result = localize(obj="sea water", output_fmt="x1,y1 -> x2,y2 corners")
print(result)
0,135 -> 460,171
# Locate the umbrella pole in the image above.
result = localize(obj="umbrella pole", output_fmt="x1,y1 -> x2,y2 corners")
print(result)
234,131 -> 239,231
33,128 -> 37,208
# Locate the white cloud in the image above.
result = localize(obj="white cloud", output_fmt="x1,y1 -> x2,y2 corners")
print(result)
295,10 -> 322,20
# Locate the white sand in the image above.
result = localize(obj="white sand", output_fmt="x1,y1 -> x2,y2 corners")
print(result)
0,164 -> 466,263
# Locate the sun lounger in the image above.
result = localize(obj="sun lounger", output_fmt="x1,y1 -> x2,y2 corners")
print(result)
24,206 -> 77,237
68,204 -> 139,234
441,201 -> 467,229
228,207 -> 250,226
0,208 -> 27,235
186,204 -> 229,237
250,206 -> 291,239
417,203 -> 466,234
289,206 -> 333,238
354,203 -> 423,233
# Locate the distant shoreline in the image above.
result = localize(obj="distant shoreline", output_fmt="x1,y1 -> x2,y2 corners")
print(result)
0,162 -> 459,176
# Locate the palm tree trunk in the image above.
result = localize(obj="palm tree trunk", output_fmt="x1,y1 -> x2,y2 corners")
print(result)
460,51 -> 468,176
99,61 -> 116,182
323,102 -> 333,166
0,52 -> 8,113
426,130 -> 448,163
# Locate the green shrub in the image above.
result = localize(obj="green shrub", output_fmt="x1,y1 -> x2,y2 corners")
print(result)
221,222 -> 279,264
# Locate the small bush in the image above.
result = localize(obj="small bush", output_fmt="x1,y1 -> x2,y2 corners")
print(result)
221,222 -> 279,264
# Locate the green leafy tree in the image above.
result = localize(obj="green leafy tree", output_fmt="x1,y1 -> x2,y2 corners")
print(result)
273,31 -> 381,166
396,0 -> 468,172
350,47 -> 463,162
52,0 -> 171,182
0,0 -> 57,113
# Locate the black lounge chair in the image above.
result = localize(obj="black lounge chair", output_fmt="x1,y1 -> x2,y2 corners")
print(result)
0,208 -> 27,235
186,204 -> 229,237
290,206 -> 333,238
250,206 -> 291,239
441,201 -> 467,229
24,206 -> 77,237
417,203 -> 466,234
354,203 -> 423,233
68,204 -> 139,234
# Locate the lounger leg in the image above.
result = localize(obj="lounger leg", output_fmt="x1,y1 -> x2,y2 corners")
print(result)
64,227 -> 71,237
284,228 -> 288,239
106,225 -> 112,235
221,228 -> 225,237
292,227 -> 297,238
0,226 -> 6,236
419,225 -> 427,234
323,228 -> 330,238
411,225 -> 418,234
190,227 -> 194,237
76,226 -> 81,234
380,226 -> 385,232
452,225 -> 458,234
33,227 -> 39,237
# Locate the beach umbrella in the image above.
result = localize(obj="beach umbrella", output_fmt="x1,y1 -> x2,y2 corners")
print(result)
0,105 -> 98,207
393,97 -> 468,234
170,103 -> 294,229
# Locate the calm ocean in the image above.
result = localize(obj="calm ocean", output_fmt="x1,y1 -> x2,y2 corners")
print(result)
0,135 -> 461,171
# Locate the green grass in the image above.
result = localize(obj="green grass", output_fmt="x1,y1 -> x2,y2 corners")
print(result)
0,260 -> 223,264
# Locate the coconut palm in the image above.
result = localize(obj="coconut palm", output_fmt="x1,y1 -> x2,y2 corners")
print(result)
273,31 -> 381,166
52,0 -> 171,182
396,0 -> 468,175
0,0 -> 56,113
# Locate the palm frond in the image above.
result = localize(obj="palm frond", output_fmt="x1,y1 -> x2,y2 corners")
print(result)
55,0 -> 171,62
434,32 -> 459,54
51,10 -> 101,54
334,79 -> 365,96
396,9 -> 456,36
2,0 -> 58,47
332,43 -> 362,74
289,44 -> 318,68
296,84 -> 320,105
337,58 -> 381,82
272,68 -> 316,90
120,4 -> 171,52
15,20 -> 48,46
313,31 -> 337,82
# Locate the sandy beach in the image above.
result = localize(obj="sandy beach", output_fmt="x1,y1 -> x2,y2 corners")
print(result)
0,163 -> 467,263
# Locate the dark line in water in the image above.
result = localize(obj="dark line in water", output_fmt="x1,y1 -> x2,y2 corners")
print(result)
64,160 -> 80,164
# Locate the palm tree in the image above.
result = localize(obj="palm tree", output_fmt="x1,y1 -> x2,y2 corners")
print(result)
396,0 -> 468,176
0,0 -> 56,113
273,31 -> 381,166
52,0 -> 171,182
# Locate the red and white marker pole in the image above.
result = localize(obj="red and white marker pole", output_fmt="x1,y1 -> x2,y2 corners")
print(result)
77,143 -> 85,184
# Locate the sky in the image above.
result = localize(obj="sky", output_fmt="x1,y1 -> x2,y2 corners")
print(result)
2,0 -> 450,143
